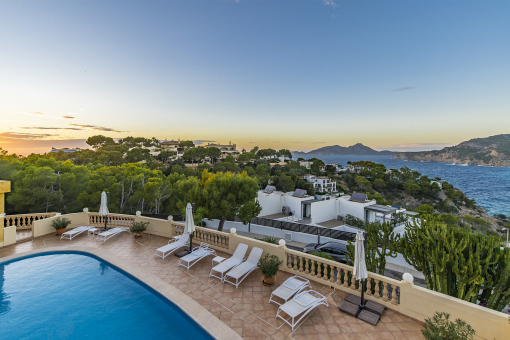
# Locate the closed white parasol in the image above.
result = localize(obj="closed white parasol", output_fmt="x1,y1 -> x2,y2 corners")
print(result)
353,231 -> 368,307
98,191 -> 109,230
184,203 -> 196,253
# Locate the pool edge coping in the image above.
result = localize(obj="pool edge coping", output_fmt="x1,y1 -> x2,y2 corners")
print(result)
0,245 -> 242,340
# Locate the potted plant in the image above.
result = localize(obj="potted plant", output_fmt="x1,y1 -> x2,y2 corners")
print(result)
130,221 -> 149,238
257,253 -> 283,286
51,217 -> 71,235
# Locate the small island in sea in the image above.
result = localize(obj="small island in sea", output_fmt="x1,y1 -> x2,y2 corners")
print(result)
393,134 -> 510,167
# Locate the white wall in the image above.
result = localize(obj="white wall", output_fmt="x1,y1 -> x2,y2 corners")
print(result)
310,199 -> 337,224
257,191 -> 282,216
282,195 -> 306,218
338,198 -> 375,220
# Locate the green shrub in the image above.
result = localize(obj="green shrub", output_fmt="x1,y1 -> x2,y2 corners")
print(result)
255,236 -> 278,244
422,312 -> 475,340
51,217 -> 71,230
257,253 -> 283,278
130,221 -> 149,233
345,214 -> 366,229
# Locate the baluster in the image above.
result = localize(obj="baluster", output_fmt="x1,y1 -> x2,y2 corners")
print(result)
311,261 -> 316,277
287,254 -> 292,269
299,257 -> 305,272
293,255 -> 298,271
305,257 -> 310,274
317,261 -> 323,279
335,268 -> 342,285
367,278 -> 374,296
343,270 -> 349,287
358,279 -> 363,292
324,265 -> 329,281
391,285 -> 398,305
350,274 -> 356,290
330,266 -> 336,283
382,282 -> 389,301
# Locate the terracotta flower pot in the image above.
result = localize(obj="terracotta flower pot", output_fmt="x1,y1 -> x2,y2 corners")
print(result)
56,228 -> 66,235
263,275 -> 275,286
134,232 -> 143,238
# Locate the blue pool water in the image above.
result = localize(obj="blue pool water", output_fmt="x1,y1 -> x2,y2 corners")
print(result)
0,252 -> 214,340
310,155 -> 510,216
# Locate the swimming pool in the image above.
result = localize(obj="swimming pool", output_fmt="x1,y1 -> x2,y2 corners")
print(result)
0,252 -> 214,340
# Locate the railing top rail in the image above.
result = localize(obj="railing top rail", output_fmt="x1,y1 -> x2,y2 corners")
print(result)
284,247 -> 401,285
88,213 -> 135,218
5,213 -> 57,217
195,226 -> 230,236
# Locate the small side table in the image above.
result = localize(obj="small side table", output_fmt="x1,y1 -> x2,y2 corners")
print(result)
212,256 -> 226,267
88,228 -> 99,236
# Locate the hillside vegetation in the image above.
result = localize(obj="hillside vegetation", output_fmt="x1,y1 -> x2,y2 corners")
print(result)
393,134 -> 510,167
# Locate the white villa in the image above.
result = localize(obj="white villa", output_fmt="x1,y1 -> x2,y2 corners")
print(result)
257,189 -> 413,226
303,174 -> 337,193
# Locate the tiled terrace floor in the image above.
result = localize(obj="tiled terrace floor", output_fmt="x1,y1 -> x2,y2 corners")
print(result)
0,232 -> 425,340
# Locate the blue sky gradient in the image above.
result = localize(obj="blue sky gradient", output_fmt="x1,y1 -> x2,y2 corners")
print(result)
1,0 -> 509,154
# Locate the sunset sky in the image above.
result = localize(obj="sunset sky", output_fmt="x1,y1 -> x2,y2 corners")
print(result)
1,0 -> 509,155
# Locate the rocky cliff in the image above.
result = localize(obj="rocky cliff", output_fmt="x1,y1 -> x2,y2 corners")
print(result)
393,134 -> 510,167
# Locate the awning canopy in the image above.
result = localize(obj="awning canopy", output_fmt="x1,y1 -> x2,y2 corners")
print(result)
364,204 -> 399,214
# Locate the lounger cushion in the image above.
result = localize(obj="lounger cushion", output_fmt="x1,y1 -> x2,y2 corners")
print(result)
212,257 -> 242,273
226,262 -> 255,279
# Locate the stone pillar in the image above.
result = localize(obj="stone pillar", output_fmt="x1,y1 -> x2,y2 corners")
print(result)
0,181 -> 12,245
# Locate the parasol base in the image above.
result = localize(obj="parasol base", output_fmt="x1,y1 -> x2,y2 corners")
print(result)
174,250 -> 191,257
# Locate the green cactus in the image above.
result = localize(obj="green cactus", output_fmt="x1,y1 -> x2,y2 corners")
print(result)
346,221 -> 400,276
400,215 -> 510,311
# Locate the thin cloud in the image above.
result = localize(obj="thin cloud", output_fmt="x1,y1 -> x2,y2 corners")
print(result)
69,124 -> 127,133
392,86 -> 415,92
0,132 -> 56,139
323,0 -> 337,8
28,112 -> 45,115
21,127 -> 82,131
61,116 -> 75,119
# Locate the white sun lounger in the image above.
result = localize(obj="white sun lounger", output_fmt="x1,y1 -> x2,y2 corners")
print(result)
154,233 -> 190,260
276,290 -> 329,331
209,243 -> 248,281
178,243 -> 216,270
269,276 -> 312,306
96,227 -> 130,243
223,247 -> 263,288
60,226 -> 94,241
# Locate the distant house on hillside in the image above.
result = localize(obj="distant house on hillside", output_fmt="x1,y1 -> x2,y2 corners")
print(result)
50,147 -> 84,153
299,160 -> 311,169
204,142 -> 238,159
303,174 -> 337,193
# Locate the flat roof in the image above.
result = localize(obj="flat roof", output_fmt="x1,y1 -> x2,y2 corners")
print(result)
301,199 -> 321,205
405,211 -> 420,216
364,204 -> 399,214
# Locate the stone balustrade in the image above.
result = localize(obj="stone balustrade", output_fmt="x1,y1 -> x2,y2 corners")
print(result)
174,224 -> 229,250
4,213 -> 57,230
284,248 -> 400,309
88,213 -> 135,228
